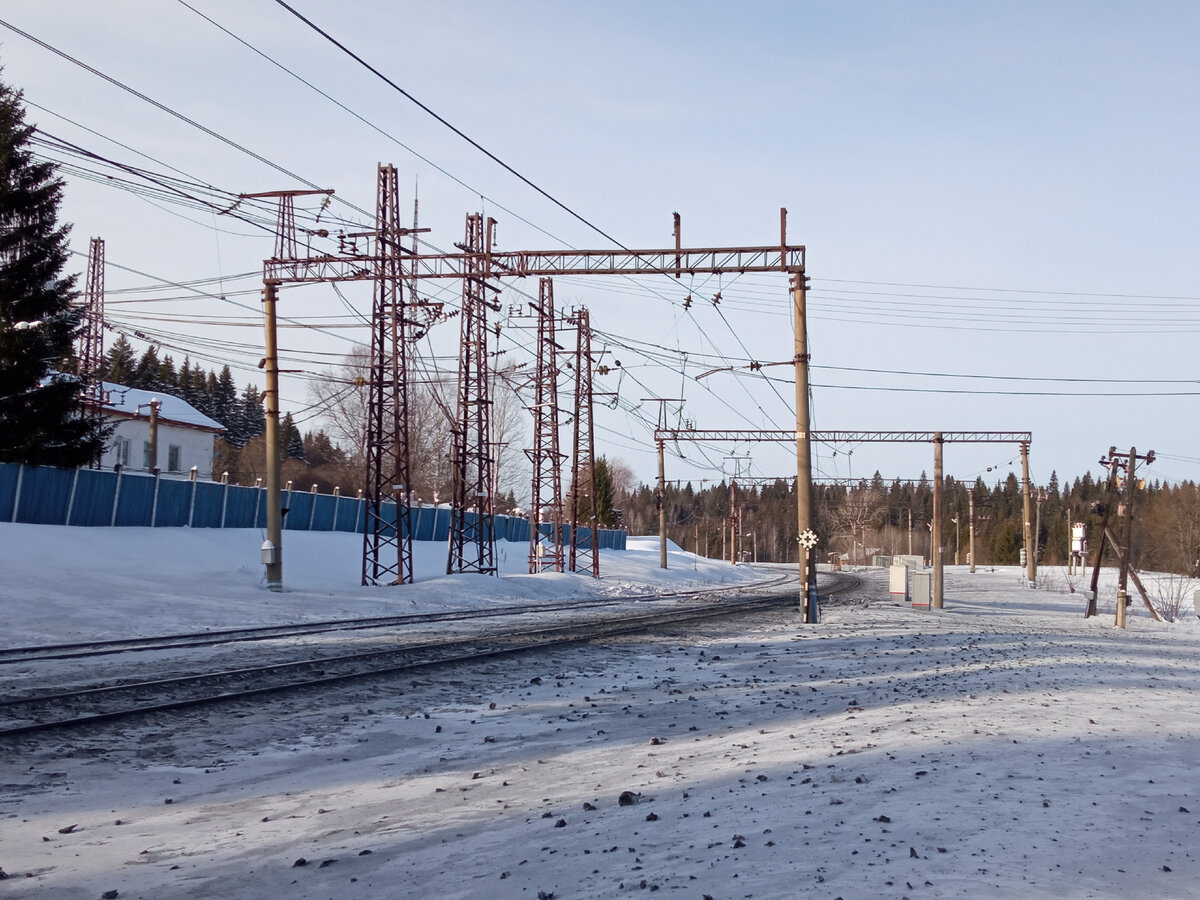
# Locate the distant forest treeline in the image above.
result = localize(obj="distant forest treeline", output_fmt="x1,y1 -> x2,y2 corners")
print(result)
616,470 -> 1200,576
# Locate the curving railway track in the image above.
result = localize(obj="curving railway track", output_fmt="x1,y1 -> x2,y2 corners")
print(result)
0,570 -> 860,739
0,574 -> 797,665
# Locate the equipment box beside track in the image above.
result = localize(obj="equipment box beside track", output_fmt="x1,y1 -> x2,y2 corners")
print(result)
911,572 -> 932,610
889,564 -> 909,603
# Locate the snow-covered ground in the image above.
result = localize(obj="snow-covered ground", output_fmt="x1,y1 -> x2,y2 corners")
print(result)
2,523 -> 1200,899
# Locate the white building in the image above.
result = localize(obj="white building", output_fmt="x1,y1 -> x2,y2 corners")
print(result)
95,382 -> 224,478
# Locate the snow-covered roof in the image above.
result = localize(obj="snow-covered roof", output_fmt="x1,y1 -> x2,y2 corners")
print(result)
97,381 -> 224,432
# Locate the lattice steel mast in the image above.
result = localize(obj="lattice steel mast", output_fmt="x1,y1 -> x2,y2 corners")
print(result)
362,164 -> 416,585
447,213 -> 497,575
526,277 -> 565,573
79,236 -> 105,397
568,307 -> 599,577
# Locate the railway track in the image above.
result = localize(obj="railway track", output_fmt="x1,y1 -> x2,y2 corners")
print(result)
0,572 -> 796,665
0,570 -> 860,739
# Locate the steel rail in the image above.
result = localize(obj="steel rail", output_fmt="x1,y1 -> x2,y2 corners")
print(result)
0,573 -> 793,664
0,574 -> 849,739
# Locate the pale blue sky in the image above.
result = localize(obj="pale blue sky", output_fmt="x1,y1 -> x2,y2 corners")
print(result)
4,2 -> 1199,493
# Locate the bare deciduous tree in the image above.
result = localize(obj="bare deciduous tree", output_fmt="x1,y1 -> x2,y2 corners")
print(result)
308,345 -> 370,462
308,348 -> 534,508
490,362 -> 531,507
830,488 -> 886,565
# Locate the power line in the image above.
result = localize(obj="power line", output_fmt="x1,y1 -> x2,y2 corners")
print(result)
818,276 -> 1200,304
174,0 -> 575,251
814,363 -> 1200,386
0,17 -> 347,207
32,130 -> 282,237
767,376 -> 1200,398
271,0 -> 631,252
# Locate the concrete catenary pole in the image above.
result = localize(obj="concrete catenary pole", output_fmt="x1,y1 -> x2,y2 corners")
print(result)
792,268 -> 816,620
262,280 -> 283,592
932,432 -> 944,609
968,487 -> 977,574
657,436 -> 667,570
1021,441 -> 1035,587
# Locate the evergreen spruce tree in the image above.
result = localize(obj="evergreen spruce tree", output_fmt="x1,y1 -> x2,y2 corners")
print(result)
194,364 -> 212,413
176,355 -> 195,404
227,382 -> 265,447
157,354 -> 176,392
0,74 -> 110,466
103,334 -> 137,384
132,346 -> 161,390
281,412 -> 305,461
213,366 -> 236,428
303,429 -> 345,468
594,456 -> 616,527
189,368 -> 214,419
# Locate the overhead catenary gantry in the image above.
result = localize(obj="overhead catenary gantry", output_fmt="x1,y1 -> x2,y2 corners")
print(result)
656,427 -> 1036,609
263,245 -> 806,284
256,176 -> 807,590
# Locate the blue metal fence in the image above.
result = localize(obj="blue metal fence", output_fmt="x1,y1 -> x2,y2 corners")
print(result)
0,461 -> 626,550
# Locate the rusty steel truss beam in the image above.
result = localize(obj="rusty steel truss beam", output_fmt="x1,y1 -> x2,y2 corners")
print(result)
263,245 -> 806,284
656,429 -> 1032,445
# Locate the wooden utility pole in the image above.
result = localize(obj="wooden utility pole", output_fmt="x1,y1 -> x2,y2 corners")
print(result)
1103,526 -> 1161,623
1086,446 -> 1159,624
146,398 -> 161,474
1086,455 -> 1118,616
1115,447 -> 1138,628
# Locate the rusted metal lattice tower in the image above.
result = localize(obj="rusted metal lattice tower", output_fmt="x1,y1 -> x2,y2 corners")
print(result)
447,213 -> 497,575
362,164 -> 415,585
79,236 -> 105,393
568,307 -> 599,577
526,277 -> 566,573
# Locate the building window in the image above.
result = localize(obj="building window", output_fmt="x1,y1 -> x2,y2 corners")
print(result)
168,444 -> 181,473
143,441 -> 152,469
116,438 -> 130,467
